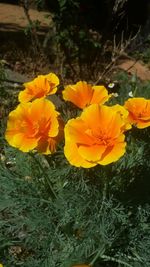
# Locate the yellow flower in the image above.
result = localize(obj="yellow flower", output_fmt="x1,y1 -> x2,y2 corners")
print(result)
19,73 -> 59,103
62,81 -> 111,109
124,97 -> 150,129
0,264 -> 3,267
64,104 -> 126,168
5,98 -> 63,154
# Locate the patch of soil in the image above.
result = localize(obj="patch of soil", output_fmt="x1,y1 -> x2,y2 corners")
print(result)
0,3 -> 55,77
0,3 -> 50,32
1,3 -> 150,82
118,59 -> 150,81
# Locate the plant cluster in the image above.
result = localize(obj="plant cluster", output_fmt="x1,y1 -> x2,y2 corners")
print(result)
5,72 -> 150,166
0,71 -> 150,267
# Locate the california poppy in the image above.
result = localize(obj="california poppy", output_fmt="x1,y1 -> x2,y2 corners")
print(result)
64,104 -> 126,167
19,73 -> 59,103
5,98 -> 63,154
124,97 -> 150,129
62,81 -> 111,109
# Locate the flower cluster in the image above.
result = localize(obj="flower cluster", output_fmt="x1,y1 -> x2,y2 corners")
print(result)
6,73 -> 63,155
5,73 -> 150,167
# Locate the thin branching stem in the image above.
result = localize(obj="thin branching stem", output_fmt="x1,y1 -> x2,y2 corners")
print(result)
29,153 -> 57,199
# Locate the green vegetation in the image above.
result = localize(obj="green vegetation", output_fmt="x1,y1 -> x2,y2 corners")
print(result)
0,71 -> 150,267
0,1 -> 150,266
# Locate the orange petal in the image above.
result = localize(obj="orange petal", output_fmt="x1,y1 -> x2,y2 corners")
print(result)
29,98 -> 59,137
19,136 -> 38,152
5,132 -> 24,148
6,132 -> 38,152
136,119 -> 150,129
18,90 -> 33,103
91,85 -> 110,105
30,98 -> 55,118
19,76 -> 50,103
81,104 -> 120,132
78,144 -> 106,162
63,81 -> 93,109
98,140 -> 126,165
45,72 -> 59,94
64,141 -> 96,168
65,118 -> 94,146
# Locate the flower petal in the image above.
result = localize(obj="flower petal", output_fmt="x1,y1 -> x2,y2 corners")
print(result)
63,81 -> 93,109
78,144 -> 106,162
64,141 -> 96,168
65,118 -> 94,145
45,72 -> 59,94
91,85 -> 110,105
98,139 -> 126,165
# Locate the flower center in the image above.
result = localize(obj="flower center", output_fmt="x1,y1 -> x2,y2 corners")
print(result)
38,117 -> 51,136
86,128 -> 114,146
20,117 -> 51,138
20,120 -> 38,137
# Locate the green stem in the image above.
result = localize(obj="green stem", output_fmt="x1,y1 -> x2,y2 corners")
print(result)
29,153 -> 57,199
133,85 -> 137,97
89,249 -> 134,267
89,246 -> 105,266
101,254 -> 133,267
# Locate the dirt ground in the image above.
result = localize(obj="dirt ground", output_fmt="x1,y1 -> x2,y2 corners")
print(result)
0,3 -> 54,77
0,3 -> 150,81
0,3 -> 50,31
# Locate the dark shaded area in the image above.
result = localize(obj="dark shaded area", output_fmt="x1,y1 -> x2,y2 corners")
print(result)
45,0 -> 150,40
1,0 -> 150,40
0,0 -> 20,4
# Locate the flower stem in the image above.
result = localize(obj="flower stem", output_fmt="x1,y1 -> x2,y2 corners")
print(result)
101,254 -> 133,267
89,249 -> 133,267
29,153 -> 57,199
89,246 -> 105,266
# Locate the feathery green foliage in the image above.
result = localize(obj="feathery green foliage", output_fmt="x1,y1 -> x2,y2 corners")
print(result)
1,71 -> 150,267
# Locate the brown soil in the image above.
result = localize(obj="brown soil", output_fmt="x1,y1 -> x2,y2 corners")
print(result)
118,59 -> 150,81
1,3 -> 150,81
0,3 -> 54,77
0,3 -> 50,32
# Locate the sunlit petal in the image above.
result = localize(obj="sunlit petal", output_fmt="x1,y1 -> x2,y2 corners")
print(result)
64,141 -> 96,168
63,81 -> 110,109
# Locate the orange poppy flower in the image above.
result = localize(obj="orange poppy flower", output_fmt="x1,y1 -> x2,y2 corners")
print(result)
5,98 -> 63,154
62,81 -> 111,109
64,104 -> 127,167
124,97 -> 150,129
19,73 -> 59,103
